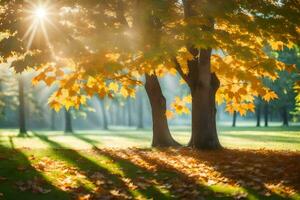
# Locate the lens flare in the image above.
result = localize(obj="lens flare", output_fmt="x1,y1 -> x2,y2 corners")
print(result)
35,7 -> 47,20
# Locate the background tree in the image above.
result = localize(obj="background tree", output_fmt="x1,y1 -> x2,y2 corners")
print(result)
64,109 -> 73,134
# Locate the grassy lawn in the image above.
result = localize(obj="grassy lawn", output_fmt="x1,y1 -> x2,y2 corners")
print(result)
0,126 -> 300,200
0,126 -> 299,150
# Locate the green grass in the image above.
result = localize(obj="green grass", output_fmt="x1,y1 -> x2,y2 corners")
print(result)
0,126 -> 299,150
0,126 -> 300,200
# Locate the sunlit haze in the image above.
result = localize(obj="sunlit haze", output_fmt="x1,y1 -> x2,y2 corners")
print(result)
34,7 -> 47,20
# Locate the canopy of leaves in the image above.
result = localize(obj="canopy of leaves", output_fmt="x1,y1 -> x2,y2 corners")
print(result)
0,0 -> 299,113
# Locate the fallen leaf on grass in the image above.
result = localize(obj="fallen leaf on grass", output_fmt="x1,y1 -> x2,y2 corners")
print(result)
17,166 -> 27,171
76,194 -> 91,200
0,176 -> 7,181
15,177 -> 51,194
98,148 -> 300,198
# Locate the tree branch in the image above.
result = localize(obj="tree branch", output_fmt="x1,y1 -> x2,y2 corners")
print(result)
173,57 -> 190,85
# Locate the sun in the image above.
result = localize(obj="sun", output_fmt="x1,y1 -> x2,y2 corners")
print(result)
22,2 -> 56,52
35,7 -> 47,20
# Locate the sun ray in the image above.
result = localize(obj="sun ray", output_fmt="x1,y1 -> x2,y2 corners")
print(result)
22,1 -> 57,54
40,20 -> 55,57
22,20 -> 38,41
26,22 -> 39,51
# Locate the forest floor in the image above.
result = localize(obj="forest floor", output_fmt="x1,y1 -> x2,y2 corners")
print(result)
0,126 -> 300,200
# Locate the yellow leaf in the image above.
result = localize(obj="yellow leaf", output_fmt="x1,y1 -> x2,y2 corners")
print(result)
105,53 -> 120,62
262,91 -> 278,102
269,41 -> 283,51
120,87 -> 129,98
44,77 -> 56,86
32,73 -> 46,86
87,76 -> 97,88
166,110 -> 174,119
49,101 -> 62,112
183,95 -> 192,104
64,99 -> 74,111
108,82 -> 119,93
179,78 -> 186,85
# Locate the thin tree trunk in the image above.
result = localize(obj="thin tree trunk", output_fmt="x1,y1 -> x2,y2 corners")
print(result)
232,111 -> 237,127
127,99 -> 133,127
51,110 -> 56,130
122,105 -> 126,126
256,104 -> 261,127
145,74 -> 180,147
282,106 -> 289,126
64,109 -> 73,134
116,103 -> 122,125
264,103 -> 269,127
137,90 -> 144,129
18,76 -> 27,136
99,99 -> 108,130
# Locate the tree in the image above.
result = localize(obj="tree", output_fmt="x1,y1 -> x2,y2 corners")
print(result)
136,89 -> 144,129
264,103 -> 269,127
18,75 -> 27,136
64,109 -> 73,134
275,47 -> 300,125
50,109 -> 56,130
99,99 -> 108,130
232,111 -> 237,128
145,74 -> 180,147
1,0 -> 299,149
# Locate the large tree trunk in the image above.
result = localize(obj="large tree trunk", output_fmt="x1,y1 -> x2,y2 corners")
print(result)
189,72 -> 221,150
282,106 -> 289,126
256,103 -> 261,127
232,111 -> 237,127
145,74 -> 180,147
99,99 -> 108,130
175,1 -> 221,150
18,76 -> 27,136
264,103 -> 269,127
64,109 -> 73,134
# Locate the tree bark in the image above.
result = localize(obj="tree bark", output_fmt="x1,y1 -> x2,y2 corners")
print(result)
99,99 -> 108,130
264,103 -> 269,127
137,90 -> 144,129
232,111 -> 237,127
175,1 -> 221,150
282,106 -> 289,126
256,103 -> 261,127
145,74 -> 180,147
64,109 -> 73,134
18,76 -> 27,136
188,72 -> 222,150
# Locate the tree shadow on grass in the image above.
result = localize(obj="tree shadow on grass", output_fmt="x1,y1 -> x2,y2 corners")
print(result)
94,148 -> 219,200
73,133 -> 182,199
0,140 -> 70,200
164,148 -> 300,199
33,132 -> 171,199
91,147 -> 300,200
74,135 -> 235,199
